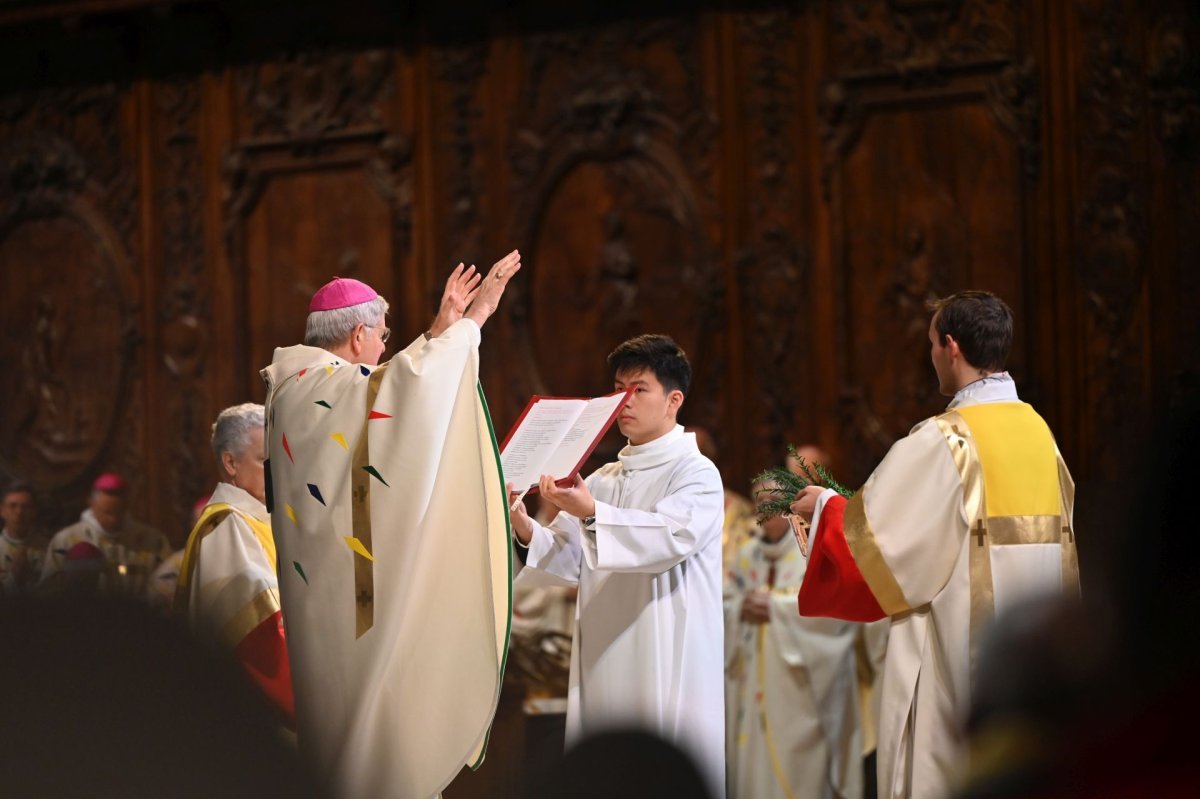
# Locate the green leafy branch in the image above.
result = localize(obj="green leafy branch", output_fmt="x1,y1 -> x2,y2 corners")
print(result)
752,445 -> 854,521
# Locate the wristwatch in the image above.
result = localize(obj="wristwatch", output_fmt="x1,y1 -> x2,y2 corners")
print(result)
581,515 -> 597,529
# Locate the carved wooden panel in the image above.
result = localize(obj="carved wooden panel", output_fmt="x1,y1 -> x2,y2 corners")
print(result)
223,50 -> 413,400
0,86 -> 144,532
495,17 -> 725,468
1070,0 -> 1154,479
1143,5 -> 1200,411
817,0 -> 1038,482
146,74 -> 215,538
730,8 -> 816,484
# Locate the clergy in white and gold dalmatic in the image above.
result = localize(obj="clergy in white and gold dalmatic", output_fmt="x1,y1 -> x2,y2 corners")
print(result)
791,291 -> 1080,799
511,335 -> 726,795
175,403 -> 293,726
262,255 -> 519,799
724,513 -> 862,799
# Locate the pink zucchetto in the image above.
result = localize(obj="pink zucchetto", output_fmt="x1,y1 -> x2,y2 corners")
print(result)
92,472 -> 127,493
309,277 -> 379,312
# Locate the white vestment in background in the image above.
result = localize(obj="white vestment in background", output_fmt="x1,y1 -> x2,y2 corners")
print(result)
724,533 -> 862,799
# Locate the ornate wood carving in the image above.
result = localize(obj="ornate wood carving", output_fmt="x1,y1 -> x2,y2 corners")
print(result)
1145,10 -> 1200,409
829,0 -> 1014,79
734,9 -> 811,468
239,49 -> 391,147
0,85 -> 142,530
1147,15 -> 1199,159
223,49 -> 412,391
154,75 -> 211,532
986,55 -> 1041,183
818,0 -> 1033,473
506,19 -> 722,454
430,41 -> 490,318
1074,0 -> 1149,479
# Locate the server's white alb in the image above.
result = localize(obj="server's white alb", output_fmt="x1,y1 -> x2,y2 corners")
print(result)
519,425 -> 726,791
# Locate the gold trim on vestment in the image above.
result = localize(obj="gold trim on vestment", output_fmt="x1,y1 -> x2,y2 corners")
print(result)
175,504 -> 277,618
842,493 -> 912,616
220,588 -> 282,650
987,515 -> 1062,545
1057,453 -> 1081,595
934,412 -> 994,673
175,506 -> 233,616
351,364 -> 388,639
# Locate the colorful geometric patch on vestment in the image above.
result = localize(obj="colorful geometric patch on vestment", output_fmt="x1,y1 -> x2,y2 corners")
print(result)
330,432 -> 348,450
362,464 -> 389,487
293,561 -> 309,585
285,504 -> 297,523
343,536 -> 374,562
282,434 -> 294,464
359,365 -> 370,377
315,400 -> 332,409
307,483 -> 326,506
367,410 -> 392,420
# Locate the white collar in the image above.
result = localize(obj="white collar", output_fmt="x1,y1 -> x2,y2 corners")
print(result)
617,425 -> 694,471
80,509 -> 120,540
1,530 -> 29,547
208,482 -> 269,522
946,371 -> 1020,409
261,344 -> 345,392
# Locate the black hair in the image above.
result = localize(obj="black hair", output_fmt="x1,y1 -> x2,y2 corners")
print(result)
607,334 -> 691,396
1,481 -> 35,503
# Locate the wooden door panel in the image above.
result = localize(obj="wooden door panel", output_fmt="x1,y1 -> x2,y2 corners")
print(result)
241,165 -> 395,397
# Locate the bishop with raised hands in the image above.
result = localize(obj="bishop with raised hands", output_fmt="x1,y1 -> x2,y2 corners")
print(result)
262,252 -> 519,799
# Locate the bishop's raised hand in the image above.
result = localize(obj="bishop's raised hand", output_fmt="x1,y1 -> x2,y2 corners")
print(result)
465,249 -> 521,329
429,263 -> 483,338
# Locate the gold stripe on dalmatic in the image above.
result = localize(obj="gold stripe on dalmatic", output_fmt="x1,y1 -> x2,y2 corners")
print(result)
935,412 -> 994,673
220,588 -> 283,650
1057,453 -> 1081,595
351,364 -> 389,639
842,493 -> 912,616
987,515 -> 1062,545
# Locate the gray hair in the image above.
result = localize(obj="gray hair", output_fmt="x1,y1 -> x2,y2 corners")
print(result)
303,296 -> 390,350
211,403 -> 265,466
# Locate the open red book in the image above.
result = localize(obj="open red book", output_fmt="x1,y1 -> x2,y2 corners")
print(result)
500,389 -> 633,494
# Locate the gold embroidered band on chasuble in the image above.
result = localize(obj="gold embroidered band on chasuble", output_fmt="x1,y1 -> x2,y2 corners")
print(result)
350,363 -> 389,639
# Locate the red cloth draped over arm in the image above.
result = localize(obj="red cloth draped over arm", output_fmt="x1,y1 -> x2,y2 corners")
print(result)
233,610 -> 296,729
797,495 -> 887,622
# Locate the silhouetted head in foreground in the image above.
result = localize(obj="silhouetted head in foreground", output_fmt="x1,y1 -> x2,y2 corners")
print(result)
0,597 -> 324,798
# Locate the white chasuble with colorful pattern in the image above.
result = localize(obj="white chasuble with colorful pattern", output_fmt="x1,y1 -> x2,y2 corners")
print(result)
262,318 -> 511,799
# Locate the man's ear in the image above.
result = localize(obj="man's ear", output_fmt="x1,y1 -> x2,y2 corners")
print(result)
350,323 -> 365,357
668,389 -> 685,413
944,334 -> 961,361
221,450 -> 237,479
